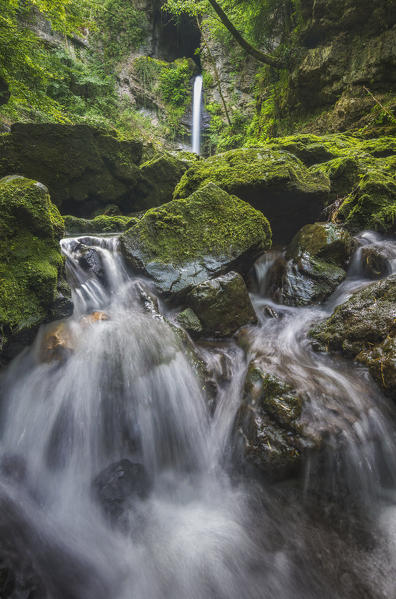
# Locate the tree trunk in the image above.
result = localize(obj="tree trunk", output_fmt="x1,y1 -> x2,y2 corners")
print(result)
207,0 -> 285,68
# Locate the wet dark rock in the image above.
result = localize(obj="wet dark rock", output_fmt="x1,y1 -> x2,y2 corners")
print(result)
176,308 -> 203,336
133,281 -> 160,316
78,247 -> 106,285
310,274 -> 396,398
268,222 -> 352,306
360,246 -> 392,279
262,305 -> 279,319
120,183 -> 271,298
93,459 -> 150,520
269,255 -> 346,306
186,272 -> 257,338
234,359 -> 315,478
286,222 -> 354,268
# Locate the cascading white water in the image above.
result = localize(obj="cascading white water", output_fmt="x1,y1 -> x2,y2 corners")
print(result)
192,75 -> 203,155
0,231 -> 395,598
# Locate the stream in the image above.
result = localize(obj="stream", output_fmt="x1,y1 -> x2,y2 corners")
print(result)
0,231 -> 395,599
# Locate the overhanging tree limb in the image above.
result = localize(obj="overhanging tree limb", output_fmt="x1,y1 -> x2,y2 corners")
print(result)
207,0 -> 285,68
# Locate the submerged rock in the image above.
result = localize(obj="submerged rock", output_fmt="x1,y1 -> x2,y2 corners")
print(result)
120,183 -> 271,298
234,359 -> 314,478
269,222 -> 352,306
360,246 -> 392,279
310,275 -> 396,398
186,272 -> 257,338
40,322 -> 74,364
93,459 -> 150,520
173,147 -> 330,243
0,176 -> 69,364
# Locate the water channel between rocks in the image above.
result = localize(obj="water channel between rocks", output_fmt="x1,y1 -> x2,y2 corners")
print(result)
0,231 -> 395,599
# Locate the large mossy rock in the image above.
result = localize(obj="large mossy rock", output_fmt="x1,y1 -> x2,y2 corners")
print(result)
0,176 -> 70,364
268,222 -> 352,306
310,275 -> 396,399
256,134 -> 396,234
120,183 -> 272,298
234,359 -> 315,478
186,272 -> 257,338
0,123 -> 143,216
173,147 -> 330,244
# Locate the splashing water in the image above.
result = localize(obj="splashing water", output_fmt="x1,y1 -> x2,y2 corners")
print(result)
0,232 -> 395,598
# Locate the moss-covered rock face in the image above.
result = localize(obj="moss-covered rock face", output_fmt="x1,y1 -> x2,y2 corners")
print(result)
337,155 -> 396,233
186,272 -> 257,338
0,123 -> 143,216
310,275 -> 396,398
120,183 -> 272,297
234,359 -> 313,478
63,214 -> 139,235
137,152 -> 190,210
173,148 -> 330,244
0,176 -> 69,364
248,134 -> 396,235
268,222 -> 352,306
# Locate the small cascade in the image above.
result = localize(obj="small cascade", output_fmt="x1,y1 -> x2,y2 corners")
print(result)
192,74 -> 203,154
0,232 -> 396,598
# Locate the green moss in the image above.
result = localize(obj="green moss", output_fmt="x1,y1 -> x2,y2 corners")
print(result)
286,222 -> 353,266
174,147 -> 330,200
132,56 -> 196,137
0,176 -> 64,343
338,155 -> 396,232
123,183 -> 271,266
64,214 -> 138,235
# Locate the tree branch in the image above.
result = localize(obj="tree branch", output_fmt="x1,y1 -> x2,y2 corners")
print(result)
207,0 -> 285,68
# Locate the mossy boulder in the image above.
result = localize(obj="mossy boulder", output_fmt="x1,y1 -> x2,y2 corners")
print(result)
185,272 -> 257,338
63,214 -> 139,235
120,183 -> 272,297
0,123 -> 143,216
254,134 -> 396,234
0,176 -> 70,364
310,275 -> 396,398
137,152 -> 190,210
173,147 -> 330,244
268,222 -> 352,306
234,359 -> 314,478
286,222 -> 354,266
337,155 -> 396,233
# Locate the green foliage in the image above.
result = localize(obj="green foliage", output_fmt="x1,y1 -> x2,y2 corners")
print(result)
133,56 -> 195,137
91,0 -> 148,68
0,0 -> 93,118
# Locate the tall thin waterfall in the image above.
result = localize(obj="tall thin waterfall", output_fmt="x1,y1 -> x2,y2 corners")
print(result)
192,74 -> 203,154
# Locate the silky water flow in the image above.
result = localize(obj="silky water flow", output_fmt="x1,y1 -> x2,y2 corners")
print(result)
0,232 -> 395,598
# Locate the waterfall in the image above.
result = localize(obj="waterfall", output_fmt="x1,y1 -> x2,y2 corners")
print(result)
0,232 -> 396,598
192,75 -> 203,154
